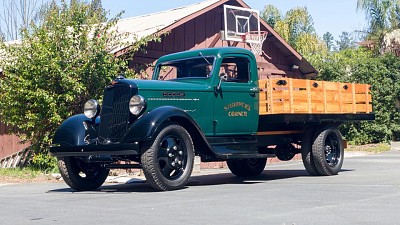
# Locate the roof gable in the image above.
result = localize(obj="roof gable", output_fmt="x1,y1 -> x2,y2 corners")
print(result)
112,0 -> 317,76
110,0 -> 222,53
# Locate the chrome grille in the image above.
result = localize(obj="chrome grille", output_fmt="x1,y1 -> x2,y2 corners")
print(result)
98,84 -> 131,143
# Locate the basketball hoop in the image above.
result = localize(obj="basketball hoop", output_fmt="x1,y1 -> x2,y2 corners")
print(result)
242,31 -> 268,55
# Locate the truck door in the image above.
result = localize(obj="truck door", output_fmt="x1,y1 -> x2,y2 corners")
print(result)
213,55 -> 259,135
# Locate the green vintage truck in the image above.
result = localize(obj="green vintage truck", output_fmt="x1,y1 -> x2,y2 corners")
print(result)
50,47 -> 374,191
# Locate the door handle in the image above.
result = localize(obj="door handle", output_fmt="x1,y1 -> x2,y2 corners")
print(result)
250,87 -> 259,92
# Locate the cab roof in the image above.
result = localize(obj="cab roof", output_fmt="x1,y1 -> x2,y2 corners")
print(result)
156,47 -> 256,64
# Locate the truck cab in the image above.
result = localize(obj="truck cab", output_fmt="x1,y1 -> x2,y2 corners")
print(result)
50,47 -> 374,191
150,47 -> 260,136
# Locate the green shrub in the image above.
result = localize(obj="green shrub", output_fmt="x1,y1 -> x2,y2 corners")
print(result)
309,48 -> 400,144
0,0 -> 159,162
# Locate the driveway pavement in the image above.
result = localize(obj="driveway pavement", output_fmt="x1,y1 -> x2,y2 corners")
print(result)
0,151 -> 399,225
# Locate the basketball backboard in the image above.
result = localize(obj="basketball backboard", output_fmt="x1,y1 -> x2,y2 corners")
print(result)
223,5 -> 261,43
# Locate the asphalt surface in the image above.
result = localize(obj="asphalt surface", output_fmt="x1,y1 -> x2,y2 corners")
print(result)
1,151 -> 400,225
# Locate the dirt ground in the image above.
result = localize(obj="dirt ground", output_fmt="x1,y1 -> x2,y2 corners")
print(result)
0,173 -> 62,184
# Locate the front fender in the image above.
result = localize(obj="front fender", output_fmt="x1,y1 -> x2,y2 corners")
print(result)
53,114 -> 96,146
122,106 -> 202,143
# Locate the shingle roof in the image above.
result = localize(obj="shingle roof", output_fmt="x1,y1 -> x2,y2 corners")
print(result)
0,40 -> 22,73
110,0 -> 220,53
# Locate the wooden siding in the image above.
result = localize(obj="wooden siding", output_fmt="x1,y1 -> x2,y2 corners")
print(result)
0,121 -> 30,160
130,5 -> 303,79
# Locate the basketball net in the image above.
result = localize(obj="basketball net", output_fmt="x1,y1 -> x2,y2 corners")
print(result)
242,31 -> 268,55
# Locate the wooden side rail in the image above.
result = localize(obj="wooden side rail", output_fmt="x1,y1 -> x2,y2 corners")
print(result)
259,78 -> 372,115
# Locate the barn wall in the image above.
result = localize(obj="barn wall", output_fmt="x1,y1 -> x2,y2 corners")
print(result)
0,121 -> 29,159
129,5 -> 303,79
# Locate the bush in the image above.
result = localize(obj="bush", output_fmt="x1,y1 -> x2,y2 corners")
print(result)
309,48 -> 400,144
0,0 -> 158,165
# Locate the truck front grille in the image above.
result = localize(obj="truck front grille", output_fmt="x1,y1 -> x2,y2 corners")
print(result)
98,84 -> 131,143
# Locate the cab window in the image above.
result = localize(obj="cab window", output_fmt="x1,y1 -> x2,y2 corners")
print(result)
157,57 -> 214,81
219,57 -> 250,83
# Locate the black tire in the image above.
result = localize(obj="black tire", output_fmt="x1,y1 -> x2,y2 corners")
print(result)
312,127 -> 344,176
275,144 -> 296,161
227,158 -> 266,177
301,128 -> 320,176
57,157 -> 109,191
141,124 -> 194,191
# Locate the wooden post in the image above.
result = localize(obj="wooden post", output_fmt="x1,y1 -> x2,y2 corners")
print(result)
366,84 -> 370,113
267,78 -> 273,114
307,80 -> 312,113
289,78 -> 294,113
323,81 -> 327,113
352,83 -> 356,113
338,82 -> 343,113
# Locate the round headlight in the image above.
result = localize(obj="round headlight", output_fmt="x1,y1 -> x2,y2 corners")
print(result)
84,99 -> 100,119
129,95 -> 146,116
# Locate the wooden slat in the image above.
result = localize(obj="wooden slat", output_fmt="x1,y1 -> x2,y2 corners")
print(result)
259,78 -> 373,115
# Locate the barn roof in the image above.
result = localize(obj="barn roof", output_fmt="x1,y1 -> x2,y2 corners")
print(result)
113,0 -> 317,77
110,0 -> 221,54
0,40 -> 22,73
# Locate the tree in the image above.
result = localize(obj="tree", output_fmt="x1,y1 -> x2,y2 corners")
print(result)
0,0 -> 41,41
89,0 -> 106,22
261,5 -> 327,56
322,32 -> 335,51
261,4 -> 282,28
357,0 -> 400,50
312,48 -> 400,144
336,31 -> 356,50
0,0 -> 159,169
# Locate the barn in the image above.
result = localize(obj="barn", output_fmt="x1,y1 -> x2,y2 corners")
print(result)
0,0 -> 317,166
113,0 -> 317,79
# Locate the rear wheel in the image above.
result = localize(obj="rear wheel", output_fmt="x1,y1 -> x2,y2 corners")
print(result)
227,158 -> 266,177
57,157 -> 109,191
312,127 -> 344,175
141,124 -> 194,191
301,128 -> 320,176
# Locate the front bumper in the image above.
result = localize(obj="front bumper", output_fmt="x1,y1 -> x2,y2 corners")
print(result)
49,143 -> 140,157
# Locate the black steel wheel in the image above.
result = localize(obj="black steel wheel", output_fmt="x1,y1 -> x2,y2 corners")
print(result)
57,157 -> 109,191
275,144 -> 296,161
141,124 -> 194,191
301,128 -> 320,176
227,158 -> 266,177
312,127 -> 344,176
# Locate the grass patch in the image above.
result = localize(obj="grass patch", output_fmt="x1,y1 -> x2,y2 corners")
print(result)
346,143 -> 390,153
0,167 -> 42,180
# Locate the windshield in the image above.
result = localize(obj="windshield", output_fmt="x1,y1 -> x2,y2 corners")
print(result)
156,56 -> 215,81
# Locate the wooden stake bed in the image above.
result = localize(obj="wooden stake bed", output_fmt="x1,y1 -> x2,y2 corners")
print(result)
259,78 -> 372,115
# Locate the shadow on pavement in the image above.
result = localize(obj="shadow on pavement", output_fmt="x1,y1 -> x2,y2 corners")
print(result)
47,169 -> 325,193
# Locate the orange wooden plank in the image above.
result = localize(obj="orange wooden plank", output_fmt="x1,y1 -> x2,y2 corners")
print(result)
259,78 -> 372,115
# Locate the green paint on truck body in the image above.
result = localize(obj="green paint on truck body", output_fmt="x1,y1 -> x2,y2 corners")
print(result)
139,47 -> 260,136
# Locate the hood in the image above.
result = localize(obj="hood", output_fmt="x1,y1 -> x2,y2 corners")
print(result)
117,79 -> 212,92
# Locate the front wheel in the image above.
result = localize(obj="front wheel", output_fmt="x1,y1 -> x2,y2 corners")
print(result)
312,127 -> 344,176
141,124 -> 194,191
57,157 -> 109,191
227,158 -> 266,177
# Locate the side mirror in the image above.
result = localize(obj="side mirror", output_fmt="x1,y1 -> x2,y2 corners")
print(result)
216,73 -> 228,92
